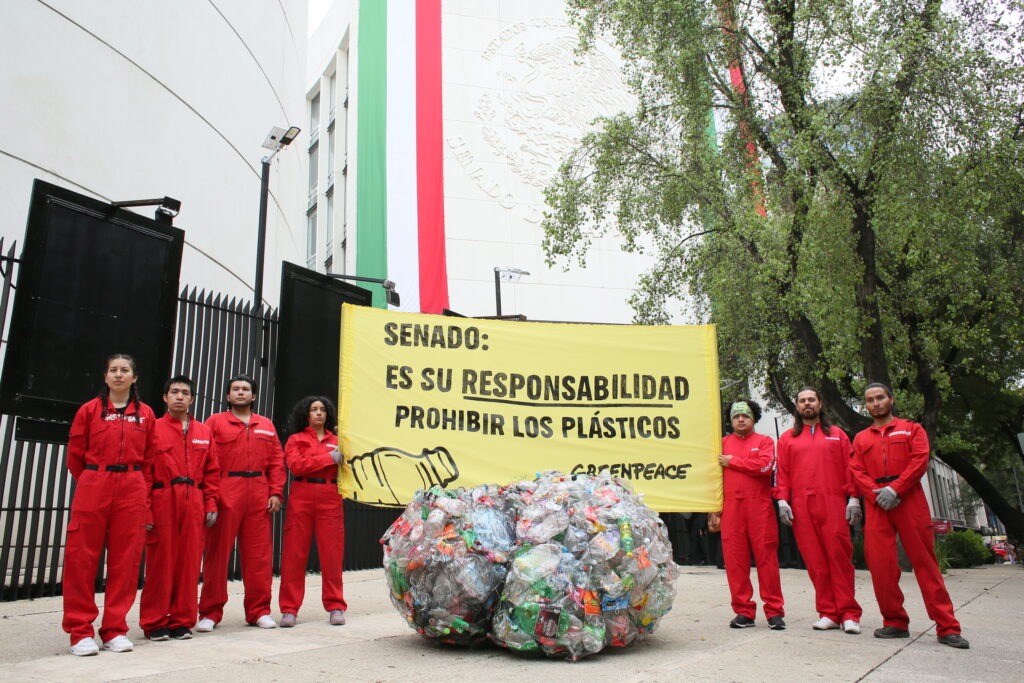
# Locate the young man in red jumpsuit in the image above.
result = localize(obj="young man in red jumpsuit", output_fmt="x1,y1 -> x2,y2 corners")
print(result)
278,396 -> 347,627
776,386 -> 863,633
140,376 -> 220,640
197,374 -> 285,631
851,383 -> 970,648
718,400 -> 785,630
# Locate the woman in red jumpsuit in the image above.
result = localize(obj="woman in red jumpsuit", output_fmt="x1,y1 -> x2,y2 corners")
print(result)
278,396 -> 347,626
63,353 -> 157,656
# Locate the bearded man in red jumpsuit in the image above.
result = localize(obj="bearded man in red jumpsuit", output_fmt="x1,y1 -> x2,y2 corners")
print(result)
851,383 -> 969,649
776,386 -> 863,633
719,399 -> 785,630
197,374 -> 285,631
140,376 -> 220,640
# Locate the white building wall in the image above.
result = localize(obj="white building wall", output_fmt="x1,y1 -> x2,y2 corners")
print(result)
0,0 -> 308,306
305,0 -> 659,323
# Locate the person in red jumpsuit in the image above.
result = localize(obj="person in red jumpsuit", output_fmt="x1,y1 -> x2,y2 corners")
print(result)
851,383 -> 969,648
718,400 -> 785,630
278,396 -> 347,627
776,386 -> 863,633
140,376 -> 220,640
63,353 -> 157,656
196,374 -> 285,631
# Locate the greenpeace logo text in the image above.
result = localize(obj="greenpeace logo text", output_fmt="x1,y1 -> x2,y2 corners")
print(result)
889,430 -> 912,437
192,439 -> 210,445
253,429 -> 276,437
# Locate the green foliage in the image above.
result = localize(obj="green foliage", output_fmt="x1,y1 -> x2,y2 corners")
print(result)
544,0 -> 1024,537
937,531 -> 990,568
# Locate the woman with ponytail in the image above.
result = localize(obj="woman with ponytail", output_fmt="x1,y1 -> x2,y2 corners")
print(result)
63,354 -> 157,656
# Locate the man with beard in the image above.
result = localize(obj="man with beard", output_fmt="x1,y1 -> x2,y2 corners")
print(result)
718,400 -> 785,629
196,375 -> 285,631
776,387 -> 862,633
850,383 -> 969,648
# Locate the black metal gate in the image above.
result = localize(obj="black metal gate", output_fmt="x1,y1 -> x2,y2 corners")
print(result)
0,241 -> 397,601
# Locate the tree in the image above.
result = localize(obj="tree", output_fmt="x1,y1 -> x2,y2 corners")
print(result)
542,0 -> 1024,539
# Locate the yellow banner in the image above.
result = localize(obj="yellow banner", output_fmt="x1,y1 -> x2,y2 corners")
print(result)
338,305 -> 722,512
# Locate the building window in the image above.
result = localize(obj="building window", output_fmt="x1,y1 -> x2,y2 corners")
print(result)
308,141 -> 319,203
306,205 -> 317,269
326,188 -> 335,254
329,73 -> 337,122
310,92 -> 320,144
327,126 -> 335,187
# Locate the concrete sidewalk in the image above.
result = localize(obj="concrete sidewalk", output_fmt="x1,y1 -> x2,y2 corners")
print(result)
1,563 -> 1020,682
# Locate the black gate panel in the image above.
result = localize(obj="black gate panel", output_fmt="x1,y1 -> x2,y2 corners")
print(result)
273,262 -> 372,434
0,180 -> 183,425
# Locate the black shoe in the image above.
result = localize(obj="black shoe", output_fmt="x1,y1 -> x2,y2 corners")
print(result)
767,616 -> 786,630
170,627 -> 193,640
873,626 -> 910,639
937,633 -> 970,649
147,628 -> 171,641
730,615 -> 756,628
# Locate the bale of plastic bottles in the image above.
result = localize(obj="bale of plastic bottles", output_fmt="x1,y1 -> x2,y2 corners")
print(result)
491,472 -> 677,659
381,484 -> 515,645
381,471 -> 678,660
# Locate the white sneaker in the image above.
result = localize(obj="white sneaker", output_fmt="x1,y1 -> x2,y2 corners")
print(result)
69,637 -> 99,656
195,617 -> 216,632
102,635 -> 134,652
255,614 -> 277,629
813,617 -> 840,630
842,619 -> 861,634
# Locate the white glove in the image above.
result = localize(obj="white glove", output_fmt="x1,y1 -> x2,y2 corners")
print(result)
329,449 -> 342,464
205,511 -> 218,527
873,486 -> 900,510
777,500 -> 793,526
846,497 -> 863,525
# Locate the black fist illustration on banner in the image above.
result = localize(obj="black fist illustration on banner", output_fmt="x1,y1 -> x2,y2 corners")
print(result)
348,446 -> 459,506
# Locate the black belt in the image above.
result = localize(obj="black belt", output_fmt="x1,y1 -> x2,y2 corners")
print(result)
228,471 -> 264,478
875,476 -> 899,484
293,476 -> 337,484
153,477 -> 197,489
84,464 -> 141,472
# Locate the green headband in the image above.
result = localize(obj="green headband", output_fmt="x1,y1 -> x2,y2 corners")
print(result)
730,402 -> 753,419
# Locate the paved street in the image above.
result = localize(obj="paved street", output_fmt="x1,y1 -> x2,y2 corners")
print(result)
1,563 -> 1020,682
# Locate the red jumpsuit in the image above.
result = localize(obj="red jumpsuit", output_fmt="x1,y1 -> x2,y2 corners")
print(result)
198,411 -> 285,625
777,424 -> 861,623
63,397 -> 156,645
279,428 -> 347,615
851,418 -> 960,636
140,414 -> 220,635
721,431 -> 784,620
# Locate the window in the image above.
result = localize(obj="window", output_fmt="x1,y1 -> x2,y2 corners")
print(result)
308,141 -> 319,202
326,188 -> 335,252
329,73 -> 337,121
310,92 -> 320,144
306,205 -> 317,269
327,127 -> 335,187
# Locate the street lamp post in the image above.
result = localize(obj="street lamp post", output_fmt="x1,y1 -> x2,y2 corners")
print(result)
253,125 -> 301,311
493,267 -> 529,316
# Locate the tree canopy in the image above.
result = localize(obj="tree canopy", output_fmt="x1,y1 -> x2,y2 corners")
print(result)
542,0 -> 1024,537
